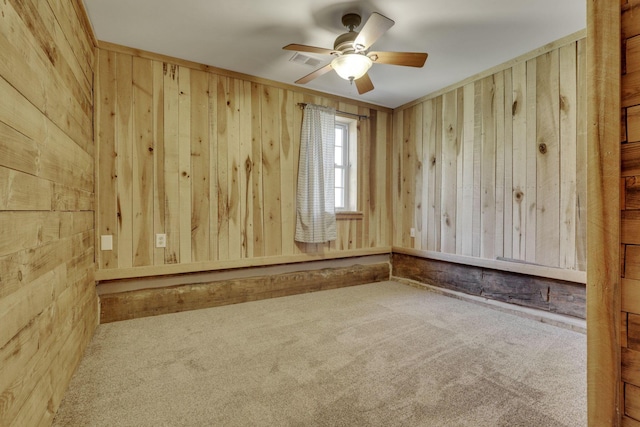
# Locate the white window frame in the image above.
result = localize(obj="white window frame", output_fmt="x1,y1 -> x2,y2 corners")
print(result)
335,116 -> 358,212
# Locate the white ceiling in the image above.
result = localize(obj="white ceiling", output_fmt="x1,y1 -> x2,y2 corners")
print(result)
82,0 -> 586,109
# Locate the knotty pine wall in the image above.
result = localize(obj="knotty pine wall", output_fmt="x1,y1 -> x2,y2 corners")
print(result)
620,0 -> 640,423
392,34 -> 587,271
95,46 -> 393,273
0,0 -> 98,426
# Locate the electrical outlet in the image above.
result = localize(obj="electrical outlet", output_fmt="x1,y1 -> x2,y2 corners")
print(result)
101,235 -> 113,251
156,233 -> 167,248
410,228 -> 416,238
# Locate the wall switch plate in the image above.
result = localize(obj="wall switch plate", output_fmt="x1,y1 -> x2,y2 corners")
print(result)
156,233 -> 167,248
101,235 -> 113,251
410,228 -> 416,238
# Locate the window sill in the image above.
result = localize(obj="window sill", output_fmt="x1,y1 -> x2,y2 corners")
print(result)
336,211 -> 363,220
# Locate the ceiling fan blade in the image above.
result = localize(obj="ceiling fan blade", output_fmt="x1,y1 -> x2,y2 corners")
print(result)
354,12 -> 394,51
283,44 -> 334,55
355,73 -> 374,94
295,63 -> 333,84
368,51 -> 428,68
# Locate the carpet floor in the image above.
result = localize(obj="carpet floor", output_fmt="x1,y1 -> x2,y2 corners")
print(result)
53,281 -> 586,426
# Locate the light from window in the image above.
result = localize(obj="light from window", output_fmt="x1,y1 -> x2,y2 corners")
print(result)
334,117 -> 357,212
335,123 -> 348,209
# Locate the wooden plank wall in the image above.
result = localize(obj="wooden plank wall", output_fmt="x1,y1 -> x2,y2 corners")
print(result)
95,46 -> 393,273
621,0 -> 640,425
392,37 -> 587,271
0,0 -> 99,425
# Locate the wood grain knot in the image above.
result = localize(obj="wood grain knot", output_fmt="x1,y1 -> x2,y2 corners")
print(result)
512,100 -> 518,116
148,147 -> 153,152
560,95 -> 568,112
538,143 -> 547,154
515,190 -> 524,202
431,156 -> 436,167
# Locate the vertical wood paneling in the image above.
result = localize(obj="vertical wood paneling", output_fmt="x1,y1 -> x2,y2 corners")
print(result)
216,77 -> 229,260
402,107 -> 416,248
251,83 -> 264,257
97,50 -> 117,269
393,37 -> 586,272
535,50 -> 560,267
178,68 -> 192,264
152,61 -> 166,266
525,58 -> 538,264
361,105 -> 373,248
372,110 -> 387,247
261,85 -> 282,256
441,91 -> 457,253
481,76 -> 497,259
512,61 -> 528,260
576,38 -> 588,271
434,97 -> 443,252
280,89 -> 295,256
163,63 -> 180,263
208,74 -> 219,260
559,43 -> 578,269
495,71 -> 506,258
190,70 -> 210,262
227,78 -> 241,260
413,104 -> 424,249
132,57 -> 154,267
461,83 -> 475,256
239,81 -> 253,258
94,46 -> 391,270
392,109 -> 403,247
472,83 -> 482,257
423,100 -> 437,251
503,70 -> 514,259
116,53 -> 133,268
455,88 -> 465,255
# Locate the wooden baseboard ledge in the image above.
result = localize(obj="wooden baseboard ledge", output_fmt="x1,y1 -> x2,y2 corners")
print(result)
99,262 -> 390,323
95,247 -> 392,282
392,252 -> 585,319
392,246 -> 586,284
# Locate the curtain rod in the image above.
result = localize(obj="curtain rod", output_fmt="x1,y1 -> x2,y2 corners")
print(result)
297,103 -> 369,120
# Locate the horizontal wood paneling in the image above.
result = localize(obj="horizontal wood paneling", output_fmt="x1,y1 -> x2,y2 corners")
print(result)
392,38 -> 587,272
95,47 -> 393,273
0,1 -> 98,425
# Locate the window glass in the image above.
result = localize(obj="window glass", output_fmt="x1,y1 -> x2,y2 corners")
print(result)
334,118 -> 356,212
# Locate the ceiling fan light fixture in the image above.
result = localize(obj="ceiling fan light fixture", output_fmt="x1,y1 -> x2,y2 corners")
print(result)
331,54 -> 372,81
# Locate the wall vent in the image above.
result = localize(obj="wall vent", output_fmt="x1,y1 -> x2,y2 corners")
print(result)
289,53 -> 322,68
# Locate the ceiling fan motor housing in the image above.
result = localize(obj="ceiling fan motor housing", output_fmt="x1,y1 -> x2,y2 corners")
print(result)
333,31 -> 359,54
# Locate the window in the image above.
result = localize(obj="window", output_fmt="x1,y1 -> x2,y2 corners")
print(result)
334,116 -> 357,212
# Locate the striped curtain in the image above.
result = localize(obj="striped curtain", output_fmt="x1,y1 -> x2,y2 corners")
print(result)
295,104 -> 337,243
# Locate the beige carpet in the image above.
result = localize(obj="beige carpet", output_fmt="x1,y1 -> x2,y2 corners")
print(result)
53,281 -> 586,426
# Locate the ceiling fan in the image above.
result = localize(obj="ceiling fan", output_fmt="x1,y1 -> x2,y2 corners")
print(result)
283,12 -> 428,95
